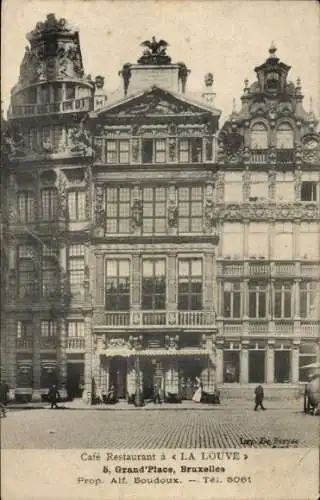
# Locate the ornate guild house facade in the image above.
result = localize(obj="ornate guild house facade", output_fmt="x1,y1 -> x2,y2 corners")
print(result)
1,15 -> 319,402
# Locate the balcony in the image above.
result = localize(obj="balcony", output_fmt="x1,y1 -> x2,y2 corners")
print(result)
219,263 -> 243,277
103,311 -> 216,330
16,338 -> 33,350
301,264 -> 320,279
40,337 -> 57,349
10,97 -> 92,119
276,149 -> 295,166
301,322 -> 319,338
250,150 -> 268,164
274,320 -> 294,336
66,337 -> 85,352
223,321 -> 242,336
248,320 -> 268,336
249,262 -> 269,277
274,263 -> 295,277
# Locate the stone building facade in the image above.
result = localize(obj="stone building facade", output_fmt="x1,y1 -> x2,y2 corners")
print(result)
2,15 -> 319,402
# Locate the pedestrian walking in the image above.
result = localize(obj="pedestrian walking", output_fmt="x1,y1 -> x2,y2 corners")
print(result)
153,384 -> 162,404
0,380 -> 9,417
48,384 -> 60,409
254,384 -> 266,411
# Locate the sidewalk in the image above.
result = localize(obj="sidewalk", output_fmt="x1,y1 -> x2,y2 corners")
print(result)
7,397 -> 305,411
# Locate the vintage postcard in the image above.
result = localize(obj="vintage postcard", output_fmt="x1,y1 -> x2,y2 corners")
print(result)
1,0 -> 319,499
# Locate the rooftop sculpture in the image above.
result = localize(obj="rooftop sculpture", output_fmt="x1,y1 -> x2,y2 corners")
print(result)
138,37 -> 171,65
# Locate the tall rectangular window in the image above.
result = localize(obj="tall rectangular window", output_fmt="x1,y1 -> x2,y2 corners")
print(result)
17,320 -> 33,339
68,245 -> 85,299
105,260 -> 130,311
179,139 -> 189,163
299,343 -> 317,381
178,259 -> 202,310
155,139 -> 166,163
274,223 -> 293,260
40,320 -> 57,337
142,187 -> 167,234
300,223 -> 319,260
17,192 -> 35,223
41,188 -> 58,221
68,191 -> 86,221
106,187 -> 131,234
119,140 -> 129,164
142,139 -> 153,163
222,223 -> 243,259
67,321 -> 85,337
301,182 -> 317,202
18,245 -> 37,298
42,246 -> 59,297
106,140 -> 117,163
223,282 -> 241,318
106,140 -> 130,164
142,259 -> 166,310
248,223 -> 268,259
300,282 -> 317,319
249,283 -> 267,318
224,172 -> 243,203
178,186 -> 203,233
223,349 -> 240,383
274,282 -> 292,318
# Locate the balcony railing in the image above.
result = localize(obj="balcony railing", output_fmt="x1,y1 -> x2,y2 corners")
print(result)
248,320 -> 268,335
40,337 -> 57,349
220,264 -> 243,276
301,264 -> 320,278
104,310 -> 216,329
276,149 -> 295,165
274,263 -> 295,276
250,150 -> 268,164
16,338 -> 33,350
223,322 -> 242,336
10,97 -> 92,118
301,322 -> 319,338
249,263 -> 269,276
66,338 -> 85,350
274,320 -> 294,335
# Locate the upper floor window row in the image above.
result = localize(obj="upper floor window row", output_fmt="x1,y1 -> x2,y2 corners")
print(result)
104,137 -> 214,164
251,122 -> 294,149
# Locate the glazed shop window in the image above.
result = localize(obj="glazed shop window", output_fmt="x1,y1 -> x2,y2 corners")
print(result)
142,187 -> 167,234
17,192 -> 35,223
40,320 -> 57,337
41,188 -> 58,221
223,282 -> 241,318
249,283 -> 267,318
106,140 -> 129,164
274,282 -> 292,318
105,260 -> 130,311
106,187 -> 131,234
223,351 -> 240,383
178,186 -> 203,233
178,259 -> 203,310
300,282 -> 317,319
68,191 -> 86,221
142,259 -> 166,310
299,343 -> 317,382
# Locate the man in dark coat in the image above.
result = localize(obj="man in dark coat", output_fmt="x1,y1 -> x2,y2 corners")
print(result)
153,384 -> 161,404
48,384 -> 60,409
254,384 -> 266,411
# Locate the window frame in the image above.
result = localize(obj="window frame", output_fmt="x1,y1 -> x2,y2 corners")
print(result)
178,258 -> 203,311
105,259 -> 130,311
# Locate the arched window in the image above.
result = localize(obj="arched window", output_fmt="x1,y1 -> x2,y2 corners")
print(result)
276,123 -> 294,149
251,123 -> 268,149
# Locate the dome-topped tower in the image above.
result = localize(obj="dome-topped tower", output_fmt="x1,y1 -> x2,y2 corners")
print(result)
254,42 -> 291,94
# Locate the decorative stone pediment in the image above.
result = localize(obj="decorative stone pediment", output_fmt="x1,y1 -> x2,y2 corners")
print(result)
94,87 -> 217,120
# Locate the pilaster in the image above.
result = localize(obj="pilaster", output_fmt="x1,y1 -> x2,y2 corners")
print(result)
82,313 -> 93,403
203,252 -> 214,310
31,316 -> 41,402
291,342 -> 300,383
215,340 -> 224,384
131,254 -> 141,310
57,317 -> 67,390
266,341 -> 275,383
167,252 -> 177,309
5,316 -> 17,391
240,342 -> 249,384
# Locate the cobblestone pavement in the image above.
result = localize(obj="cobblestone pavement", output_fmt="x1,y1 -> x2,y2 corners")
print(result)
2,400 -> 318,449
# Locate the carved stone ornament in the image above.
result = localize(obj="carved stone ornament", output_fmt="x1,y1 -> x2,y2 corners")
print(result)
138,37 -> 171,65
204,199 -> 217,230
165,335 -> 180,350
224,204 -> 242,220
109,338 -> 126,348
17,361 -> 33,374
68,119 -> 93,155
168,138 -> 177,161
131,199 -> 143,230
303,150 -> 319,164
58,175 -> 68,219
128,335 -> 143,350
95,187 -> 105,228
168,199 -> 178,228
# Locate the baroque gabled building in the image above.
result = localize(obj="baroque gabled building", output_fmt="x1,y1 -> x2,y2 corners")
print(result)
2,15 -> 319,402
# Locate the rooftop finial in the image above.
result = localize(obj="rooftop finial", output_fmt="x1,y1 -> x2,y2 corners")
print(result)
269,41 -> 277,55
309,97 -> 313,112
296,76 -> 301,87
232,97 -> 237,113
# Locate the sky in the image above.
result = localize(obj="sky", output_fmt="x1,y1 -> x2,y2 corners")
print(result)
1,0 -> 320,123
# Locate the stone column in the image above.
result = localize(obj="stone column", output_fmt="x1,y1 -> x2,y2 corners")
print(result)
240,342 -> 249,384
203,252 -> 214,311
93,254 -> 105,325
100,357 -> 110,395
131,254 -> 141,311
57,317 -> 67,395
167,253 -> 177,310
5,316 -> 17,397
82,313 -> 93,403
291,342 -> 300,384
215,340 -> 224,384
243,278 -> 249,318
243,222 -> 249,258
294,278 -> 301,319
31,316 -> 41,402
266,341 -> 275,384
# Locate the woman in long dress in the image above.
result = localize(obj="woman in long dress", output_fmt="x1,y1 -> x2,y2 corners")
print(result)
192,377 -> 202,403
